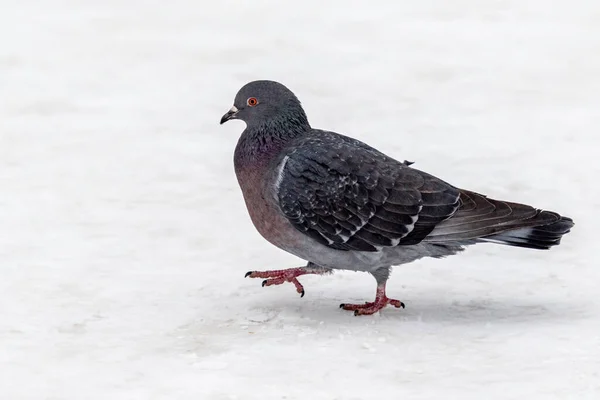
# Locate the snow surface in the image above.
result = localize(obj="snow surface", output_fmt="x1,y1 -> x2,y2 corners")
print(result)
1,1 -> 600,399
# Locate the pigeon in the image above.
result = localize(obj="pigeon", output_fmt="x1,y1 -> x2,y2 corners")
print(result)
220,80 -> 574,316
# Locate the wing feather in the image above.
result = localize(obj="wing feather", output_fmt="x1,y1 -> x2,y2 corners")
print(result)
276,132 -> 460,251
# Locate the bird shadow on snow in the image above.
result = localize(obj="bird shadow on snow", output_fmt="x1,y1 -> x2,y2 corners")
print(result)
242,294 -> 588,327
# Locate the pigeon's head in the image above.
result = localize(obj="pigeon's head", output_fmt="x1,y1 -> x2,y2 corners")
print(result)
220,80 -> 309,130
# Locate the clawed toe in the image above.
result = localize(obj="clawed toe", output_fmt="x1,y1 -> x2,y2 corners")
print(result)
339,301 -> 373,311
389,299 -> 405,309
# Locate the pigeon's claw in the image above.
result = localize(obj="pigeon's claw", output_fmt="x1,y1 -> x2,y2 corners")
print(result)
340,298 -> 405,316
340,283 -> 404,316
245,267 -> 326,298
388,299 -> 405,309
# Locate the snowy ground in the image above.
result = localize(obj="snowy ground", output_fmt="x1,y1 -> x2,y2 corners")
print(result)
1,1 -> 599,399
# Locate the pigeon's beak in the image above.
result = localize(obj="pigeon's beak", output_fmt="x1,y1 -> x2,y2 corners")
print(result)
220,106 -> 239,125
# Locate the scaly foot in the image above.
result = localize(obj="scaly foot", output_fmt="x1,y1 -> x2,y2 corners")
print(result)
245,265 -> 329,298
339,283 -> 405,316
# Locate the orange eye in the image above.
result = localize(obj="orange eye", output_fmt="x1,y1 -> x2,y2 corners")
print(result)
247,97 -> 258,106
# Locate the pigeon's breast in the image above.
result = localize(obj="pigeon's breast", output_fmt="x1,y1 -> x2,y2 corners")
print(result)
234,154 -> 304,252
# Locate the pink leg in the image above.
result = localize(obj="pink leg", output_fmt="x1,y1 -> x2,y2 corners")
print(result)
245,265 -> 330,298
340,283 -> 405,316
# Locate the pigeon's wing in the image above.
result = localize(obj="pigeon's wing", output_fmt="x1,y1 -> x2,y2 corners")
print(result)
276,134 -> 460,252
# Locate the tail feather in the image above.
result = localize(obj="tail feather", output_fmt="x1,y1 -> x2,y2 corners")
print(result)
484,216 -> 574,250
425,190 -> 574,250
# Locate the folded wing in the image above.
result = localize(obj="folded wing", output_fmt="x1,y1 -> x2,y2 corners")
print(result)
276,133 -> 460,251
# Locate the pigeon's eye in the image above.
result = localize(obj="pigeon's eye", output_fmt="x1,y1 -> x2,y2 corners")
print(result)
247,97 -> 259,107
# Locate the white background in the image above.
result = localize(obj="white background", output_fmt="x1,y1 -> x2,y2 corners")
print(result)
1,1 -> 599,399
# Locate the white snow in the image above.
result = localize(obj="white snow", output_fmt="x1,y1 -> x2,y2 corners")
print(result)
1,1 -> 599,399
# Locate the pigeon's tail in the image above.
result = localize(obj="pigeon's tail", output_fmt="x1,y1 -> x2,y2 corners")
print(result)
482,214 -> 574,250
425,190 -> 574,249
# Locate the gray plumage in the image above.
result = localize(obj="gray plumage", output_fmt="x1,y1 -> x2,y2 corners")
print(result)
220,80 -> 574,314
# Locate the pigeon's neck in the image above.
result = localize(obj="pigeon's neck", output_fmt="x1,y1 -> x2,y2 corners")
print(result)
234,116 -> 310,169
